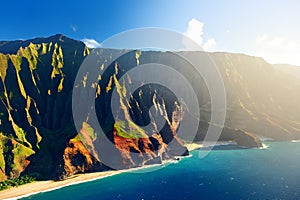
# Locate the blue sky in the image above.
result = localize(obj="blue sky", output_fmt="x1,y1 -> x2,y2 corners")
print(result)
1,0 -> 299,65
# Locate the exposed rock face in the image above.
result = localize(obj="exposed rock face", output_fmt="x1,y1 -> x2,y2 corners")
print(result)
60,136 -> 104,179
0,35 -> 300,181
112,130 -> 164,167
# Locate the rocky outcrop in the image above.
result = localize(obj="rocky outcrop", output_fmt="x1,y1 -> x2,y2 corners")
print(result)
232,130 -> 262,148
112,130 -> 164,167
60,135 -> 104,179
195,122 -> 262,148
220,126 -> 262,148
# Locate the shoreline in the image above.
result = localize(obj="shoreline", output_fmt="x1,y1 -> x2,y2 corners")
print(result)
0,153 -> 196,200
0,141 -> 268,199
0,170 -> 121,200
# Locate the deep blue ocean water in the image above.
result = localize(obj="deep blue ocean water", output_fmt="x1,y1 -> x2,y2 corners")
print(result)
22,142 -> 300,200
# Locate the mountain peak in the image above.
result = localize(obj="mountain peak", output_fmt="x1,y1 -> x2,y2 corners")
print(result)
0,34 -> 84,54
47,33 -> 65,41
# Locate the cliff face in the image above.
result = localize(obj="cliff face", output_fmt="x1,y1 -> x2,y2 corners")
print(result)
60,136 -> 103,179
208,53 -> 300,141
0,35 -> 300,181
0,35 -> 188,181
185,52 -> 300,143
0,34 -> 89,180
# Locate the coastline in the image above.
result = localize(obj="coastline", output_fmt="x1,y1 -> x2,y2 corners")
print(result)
0,144 -> 201,200
0,141 -> 267,199
185,143 -> 203,151
0,170 -> 121,200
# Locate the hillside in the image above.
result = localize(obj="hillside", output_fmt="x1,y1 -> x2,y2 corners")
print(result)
273,64 -> 300,80
0,34 -> 188,181
0,34 -> 299,182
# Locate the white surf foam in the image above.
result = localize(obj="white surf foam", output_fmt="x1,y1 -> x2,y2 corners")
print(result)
259,143 -> 269,149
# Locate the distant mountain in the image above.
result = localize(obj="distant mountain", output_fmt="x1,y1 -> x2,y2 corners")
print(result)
0,34 -> 78,54
0,35 -> 299,182
192,52 -> 300,141
273,64 -> 300,80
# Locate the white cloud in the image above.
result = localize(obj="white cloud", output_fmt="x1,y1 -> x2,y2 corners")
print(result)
255,34 -> 300,65
70,24 -> 78,32
184,19 -> 204,47
81,38 -> 102,48
183,18 -> 216,51
203,38 -> 217,52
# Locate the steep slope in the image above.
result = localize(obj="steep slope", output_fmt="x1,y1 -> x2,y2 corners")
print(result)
0,35 -> 300,182
0,34 -> 91,181
0,35 -> 188,181
183,52 -> 300,141
211,53 -> 300,141
273,64 -> 300,80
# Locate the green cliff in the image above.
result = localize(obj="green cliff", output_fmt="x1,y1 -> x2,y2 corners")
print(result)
0,34 -> 299,183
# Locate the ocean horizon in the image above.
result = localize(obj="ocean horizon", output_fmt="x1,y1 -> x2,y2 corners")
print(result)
18,141 -> 300,200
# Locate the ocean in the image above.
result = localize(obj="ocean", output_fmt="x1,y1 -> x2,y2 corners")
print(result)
21,141 -> 300,200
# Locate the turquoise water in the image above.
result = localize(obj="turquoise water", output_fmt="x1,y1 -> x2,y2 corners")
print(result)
22,142 -> 300,200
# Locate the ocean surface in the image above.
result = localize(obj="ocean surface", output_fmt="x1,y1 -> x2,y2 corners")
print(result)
22,142 -> 300,200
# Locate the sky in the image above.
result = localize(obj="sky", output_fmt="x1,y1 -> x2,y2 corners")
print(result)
1,0 -> 299,65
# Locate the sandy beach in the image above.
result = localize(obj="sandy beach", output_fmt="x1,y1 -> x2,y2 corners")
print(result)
0,170 -> 120,200
0,144 -> 203,200
185,143 -> 203,151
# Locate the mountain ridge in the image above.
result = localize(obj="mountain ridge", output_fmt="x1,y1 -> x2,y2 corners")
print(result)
0,34 -> 299,183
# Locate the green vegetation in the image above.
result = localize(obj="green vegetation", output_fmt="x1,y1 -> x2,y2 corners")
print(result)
83,46 -> 90,56
82,122 -> 97,140
9,91 -> 13,99
9,54 -> 27,98
0,35 -> 91,182
135,50 -> 142,65
9,55 -> 22,72
0,133 -> 35,184
70,134 -> 82,143
114,120 -> 146,139
0,175 -> 36,191
17,43 -> 39,70
0,132 -> 35,174
51,43 -> 64,78
0,53 -> 8,80
0,134 -> 7,171
41,43 -> 48,55
14,126 -> 32,148
16,70 -> 27,98
34,128 -> 42,149
12,142 -> 34,162
57,77 -> 64,92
